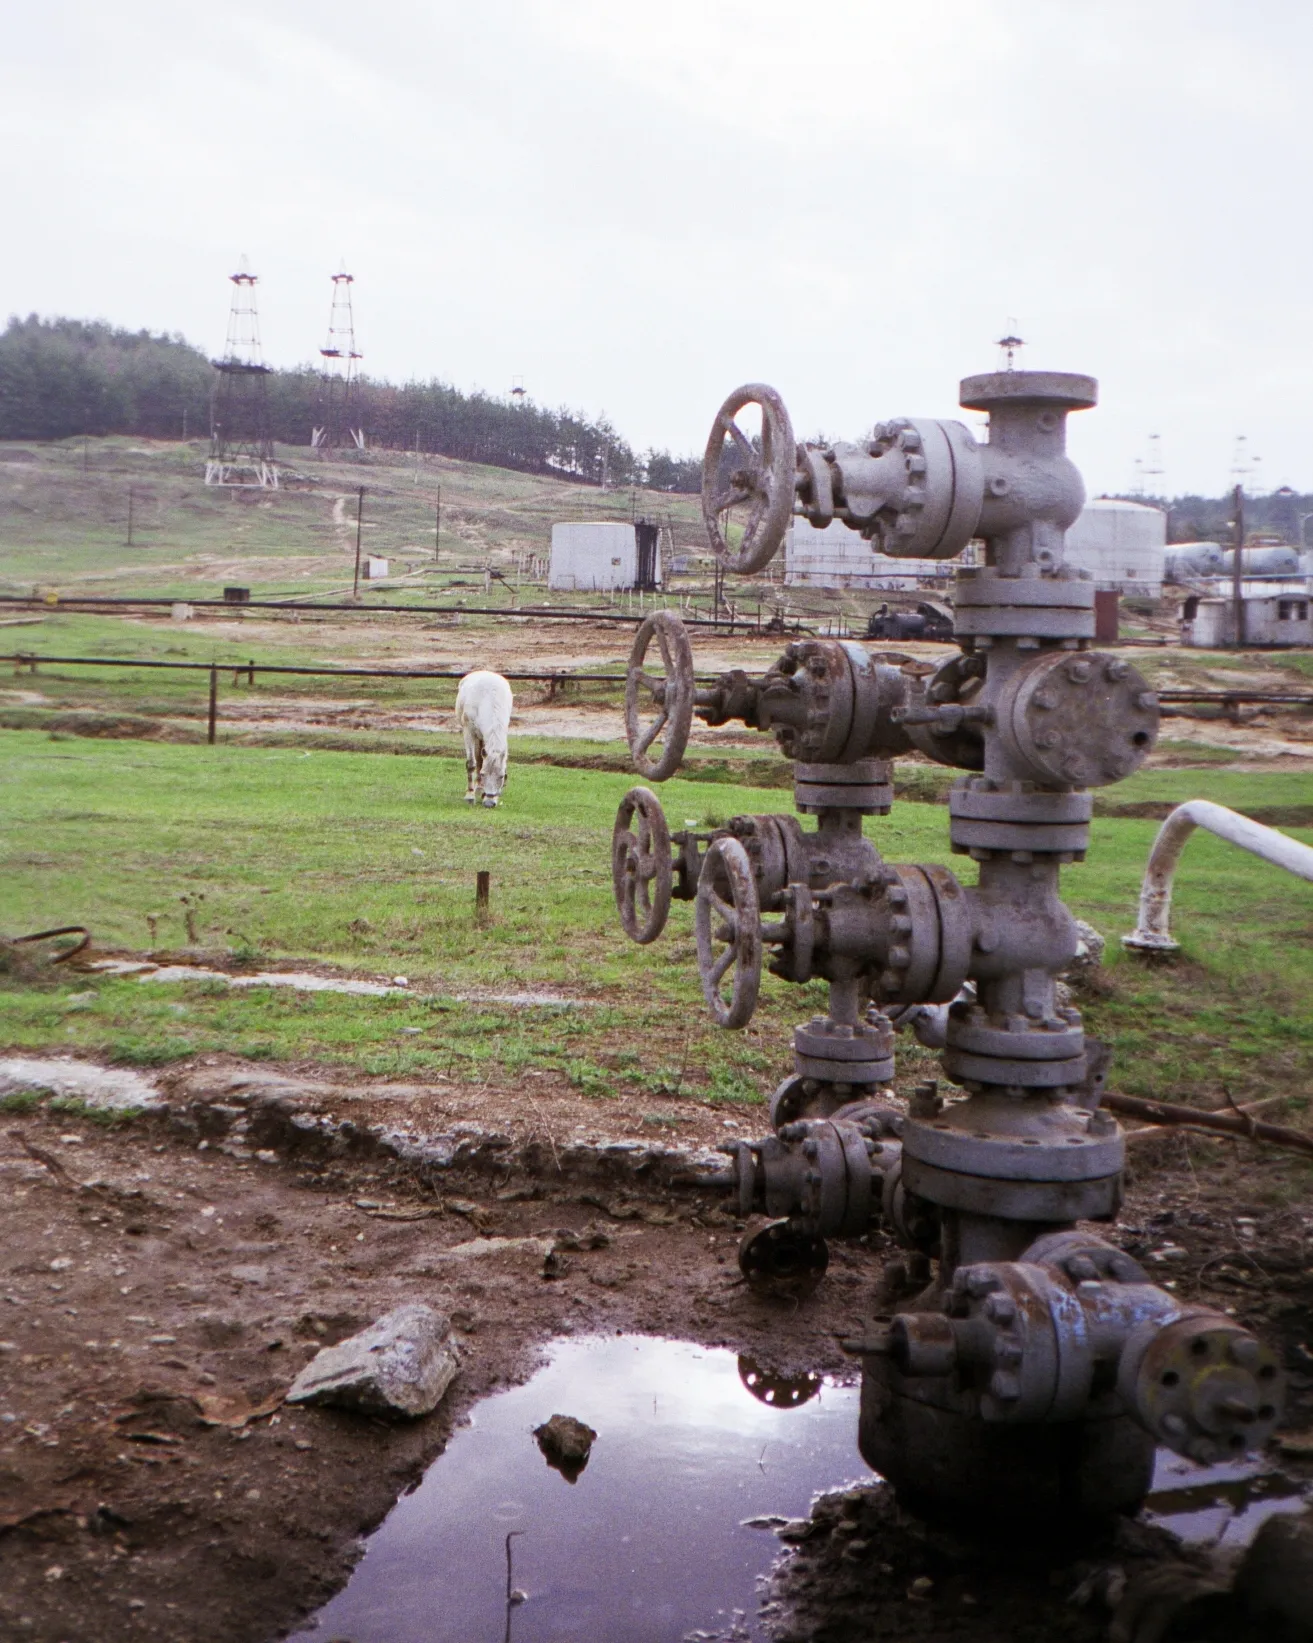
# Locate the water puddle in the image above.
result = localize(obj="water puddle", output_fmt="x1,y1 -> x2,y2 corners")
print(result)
291,1334 -> 1309,1643
290,1335 -> 866,1643
1143,1448 -> 1308,1547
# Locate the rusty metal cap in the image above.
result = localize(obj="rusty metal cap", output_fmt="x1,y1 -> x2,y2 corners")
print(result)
958,371 -> 1098,412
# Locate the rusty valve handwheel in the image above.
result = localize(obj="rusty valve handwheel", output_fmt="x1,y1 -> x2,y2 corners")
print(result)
702,383 -> 797,574
612,786 -> 673,945
695,835 -> 762,1028
624,611 -> 694,781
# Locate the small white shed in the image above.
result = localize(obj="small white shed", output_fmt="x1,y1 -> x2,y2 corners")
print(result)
1182,592 -> 1313,647
1064,500 -> 1166,596
548,522 -> 662,591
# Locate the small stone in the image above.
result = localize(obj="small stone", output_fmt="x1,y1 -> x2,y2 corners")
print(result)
49,1258 -> 72,1272
230,1265 -> 269,1285
44,1566 -> 64,1582
534,1413 -> 597,1483
908,1576 -> 934,1599
286,1304 -> 458,1419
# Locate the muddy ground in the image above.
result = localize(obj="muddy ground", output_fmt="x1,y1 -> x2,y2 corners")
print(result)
2,1056 -> 1313,1643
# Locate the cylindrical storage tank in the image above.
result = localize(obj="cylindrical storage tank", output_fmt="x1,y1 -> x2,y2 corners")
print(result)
785,518 -> 955,589
1064,500 -> 1166,595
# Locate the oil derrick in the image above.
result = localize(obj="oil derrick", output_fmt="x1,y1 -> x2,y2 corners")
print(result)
206,258 -> 278,489
311,270 -> 365,454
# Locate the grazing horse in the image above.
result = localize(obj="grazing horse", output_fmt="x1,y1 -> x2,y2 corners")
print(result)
455,670 -> 513,808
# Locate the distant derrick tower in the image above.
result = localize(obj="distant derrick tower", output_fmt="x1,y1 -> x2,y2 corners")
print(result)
311,270 -> 365,454
206,257 -> 278,489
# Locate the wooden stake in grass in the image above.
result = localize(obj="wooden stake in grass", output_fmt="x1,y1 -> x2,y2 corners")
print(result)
207,665 -> 218,744
475,870 -> 491,926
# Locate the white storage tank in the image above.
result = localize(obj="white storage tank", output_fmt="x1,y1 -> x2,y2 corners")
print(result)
786,517 -> 956,589
1064,499 -> 1166,595
548,521 -> 662,592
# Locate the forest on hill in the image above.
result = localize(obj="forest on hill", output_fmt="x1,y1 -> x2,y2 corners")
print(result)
6,314 -> 1312,532
0,314 -> 702,492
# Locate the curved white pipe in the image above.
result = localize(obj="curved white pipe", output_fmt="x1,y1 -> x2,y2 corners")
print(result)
1123,799 -> 1313,952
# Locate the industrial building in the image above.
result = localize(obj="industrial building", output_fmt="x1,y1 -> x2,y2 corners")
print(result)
548,520 -> 662,592
785,517 -> 957,588
1062,498 -> 1166,596
786,500 -> 1165,595
1181,591 -> 1312,647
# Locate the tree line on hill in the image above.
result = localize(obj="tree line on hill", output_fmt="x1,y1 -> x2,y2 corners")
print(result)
1152,488 -> 1313,547
0,314 -> 703,492
7,315 -> 1311,529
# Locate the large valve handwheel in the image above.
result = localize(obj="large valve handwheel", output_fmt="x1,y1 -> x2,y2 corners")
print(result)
701,383 -> 797,574
695,836 -> 762,1028
624,611 -> 694,782
612,786 -> 673,945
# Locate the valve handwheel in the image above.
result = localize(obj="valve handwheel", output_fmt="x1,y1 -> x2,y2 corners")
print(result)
702,383 -> 797,574
695,836 -> 762,1028
624,611 -> 694,781
612,786 -> 673,945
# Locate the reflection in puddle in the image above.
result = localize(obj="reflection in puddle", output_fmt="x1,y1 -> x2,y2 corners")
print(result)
292,1334 -> 1308,1643
738,1355 -> 823,1410
291,1336 -> 867,1643
1143,1449 -> 1308,1548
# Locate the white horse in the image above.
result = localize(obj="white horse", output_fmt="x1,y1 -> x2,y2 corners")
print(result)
455,670 -> 513,808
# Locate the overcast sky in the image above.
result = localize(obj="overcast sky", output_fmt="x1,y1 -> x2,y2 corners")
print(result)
2,0 -> 1310,495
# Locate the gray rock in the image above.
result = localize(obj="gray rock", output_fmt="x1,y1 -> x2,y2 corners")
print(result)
1065,919 -> 1106,981
0,1056 -> 162,1112
286,1303 -> 458,1419
534,1413 -> 597,1481
1235,1508 -> 1313,1633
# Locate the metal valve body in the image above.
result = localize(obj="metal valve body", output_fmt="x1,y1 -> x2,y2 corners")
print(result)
614,369 -> 1285,1525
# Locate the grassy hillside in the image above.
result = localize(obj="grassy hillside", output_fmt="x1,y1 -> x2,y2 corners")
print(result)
0,437 -> 709,602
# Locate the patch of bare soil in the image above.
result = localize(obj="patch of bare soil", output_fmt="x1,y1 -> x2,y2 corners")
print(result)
0,1073 -> 847,1643
2,1054 -> 1312,1643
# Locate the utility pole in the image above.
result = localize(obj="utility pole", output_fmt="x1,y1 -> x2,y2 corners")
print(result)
1231,483 -> 1245,647
353,486 -> 365,598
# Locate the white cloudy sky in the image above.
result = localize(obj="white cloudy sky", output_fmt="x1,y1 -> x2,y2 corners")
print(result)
2,0 -> 1310,494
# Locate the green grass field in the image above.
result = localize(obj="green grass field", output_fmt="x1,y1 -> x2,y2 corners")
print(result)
3,729 -> 1311,1113
3,438 -> 1312,1116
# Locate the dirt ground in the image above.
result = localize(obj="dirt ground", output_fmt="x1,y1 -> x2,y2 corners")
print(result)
2,1054 -> 1313,1643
